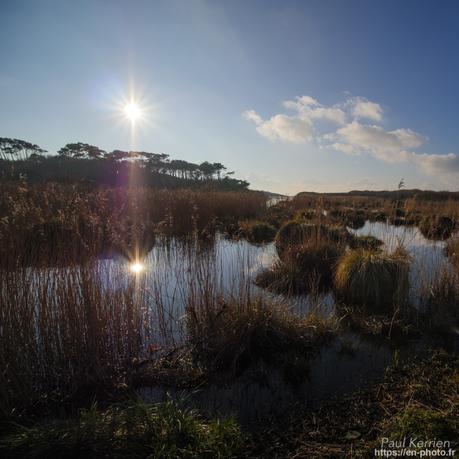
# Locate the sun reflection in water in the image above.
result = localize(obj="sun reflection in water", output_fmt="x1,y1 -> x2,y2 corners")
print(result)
129,262 -> 145,274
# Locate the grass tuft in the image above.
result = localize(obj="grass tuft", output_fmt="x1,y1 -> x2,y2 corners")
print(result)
419,215 -> 455,240
186,298 -> 335,377
275,221 -> 347,253
239,220 -> 277,243
256,242 -> 342,294
334,248 -> 410,312
349,235 -> 384,251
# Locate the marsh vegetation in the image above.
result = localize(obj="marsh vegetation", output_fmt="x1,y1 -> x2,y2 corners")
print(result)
0,172 -> 458,456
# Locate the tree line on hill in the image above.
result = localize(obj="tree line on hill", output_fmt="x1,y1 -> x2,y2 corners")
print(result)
0,137 -> 250,190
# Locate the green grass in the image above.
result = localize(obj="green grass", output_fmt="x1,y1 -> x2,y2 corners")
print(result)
247,351 -> 459,458
0,399 -> 243,459
385,406 -> 458,444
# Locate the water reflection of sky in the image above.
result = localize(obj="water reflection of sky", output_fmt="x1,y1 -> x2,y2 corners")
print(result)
350,221 -> 456,306
91,225 -> 458,423
95,221 -> 456,327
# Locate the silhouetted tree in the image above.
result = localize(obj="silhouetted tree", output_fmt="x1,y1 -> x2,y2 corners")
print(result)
0,137 -> 250,190
199,161 -> 216,180
213,162 -> 226,180
58,142 -> 105,159
0,137 -> 46,160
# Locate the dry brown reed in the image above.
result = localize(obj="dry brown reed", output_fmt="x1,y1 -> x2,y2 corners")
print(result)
0,262 -> 151,417
0,183 -> 266,266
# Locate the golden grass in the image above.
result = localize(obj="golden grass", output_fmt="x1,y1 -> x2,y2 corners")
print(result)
334,248 -> 410,312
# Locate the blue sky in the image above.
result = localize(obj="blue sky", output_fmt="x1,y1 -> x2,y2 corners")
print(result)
1,0 -> 459,194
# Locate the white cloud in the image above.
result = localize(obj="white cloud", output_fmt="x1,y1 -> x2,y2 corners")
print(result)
283,95 -> 347,125
242,109 -> 262,125
243,93 -> 459,180
330,121 -> 426,162
243,110 -> 313,143
401,151 -> 459,175
297,95 -> 320,106
351,97 -> 383,121
310,106 -> 347,125
331,122 -> 459,176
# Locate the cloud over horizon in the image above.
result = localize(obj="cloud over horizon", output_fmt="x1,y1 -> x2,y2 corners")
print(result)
243,94 -> 459,178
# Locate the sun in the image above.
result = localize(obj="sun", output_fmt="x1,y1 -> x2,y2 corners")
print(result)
129,262 -> 144,274
123,102 -> 142,123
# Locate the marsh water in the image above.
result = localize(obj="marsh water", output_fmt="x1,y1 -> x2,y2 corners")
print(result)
21,218 -> 450,424
100,220 -> 457,425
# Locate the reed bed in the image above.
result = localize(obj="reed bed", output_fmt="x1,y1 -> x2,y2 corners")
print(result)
2,182 -> 459,428
0,262 -> 151,417
0,183 -> 266,266
0,224 -> 337,420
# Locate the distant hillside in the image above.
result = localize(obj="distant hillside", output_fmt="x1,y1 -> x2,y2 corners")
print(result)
295,189 -> 459,201
257,190 -> 287,199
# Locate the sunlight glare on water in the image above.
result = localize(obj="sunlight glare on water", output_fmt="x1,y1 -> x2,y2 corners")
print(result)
129,262 -> 145,274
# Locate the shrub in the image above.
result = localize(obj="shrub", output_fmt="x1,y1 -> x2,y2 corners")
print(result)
334,248 -> 410,312
239,220 -> 276,243
0,399 -> 243,459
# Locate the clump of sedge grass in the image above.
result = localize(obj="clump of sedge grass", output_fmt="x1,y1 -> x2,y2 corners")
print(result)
349,235 -> 384,251
256,241 -> 342,294
239,220 -> 276,243
419,215 -> 455,240
275,220 -> 348,255
186,298 -> 335,377
334,248 -> 410,312
0,398 -> 243,459
367,210 -> 387,222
